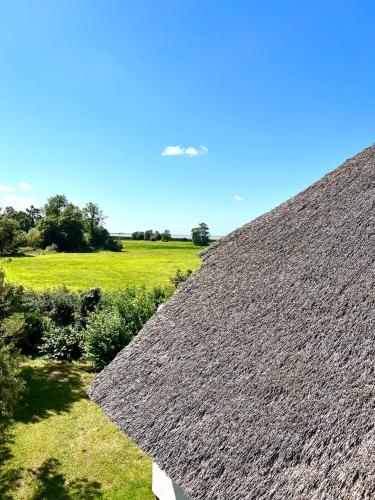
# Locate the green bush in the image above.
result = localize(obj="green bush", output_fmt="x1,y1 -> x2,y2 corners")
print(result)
38,319 -> 83,361
76,288 -> 102,330
0,285 -> 103,358
0,269 -> 24,321
110,286 -> 172,333
84,286 -> 173,371
80,288 -> 101,316
36,288 -> 80,327
84,308 -> 130,371
44,243 -> 59,254
103,237 -> 123,252
17,312 -> 44,355
0,342 -> 24,421
0,312 -> 44,355
26,227 -> 42,249
170,268 -> 193,288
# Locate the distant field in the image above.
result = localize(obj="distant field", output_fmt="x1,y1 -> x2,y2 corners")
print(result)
1,240 -> 203,290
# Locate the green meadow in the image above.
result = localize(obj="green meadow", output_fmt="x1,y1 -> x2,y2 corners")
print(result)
1,240 -> 203,290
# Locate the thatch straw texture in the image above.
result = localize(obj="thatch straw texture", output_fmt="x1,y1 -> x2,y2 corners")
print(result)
89,145 -> 375,499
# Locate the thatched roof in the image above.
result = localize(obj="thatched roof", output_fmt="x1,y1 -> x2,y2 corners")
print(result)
89,144 -> 375,499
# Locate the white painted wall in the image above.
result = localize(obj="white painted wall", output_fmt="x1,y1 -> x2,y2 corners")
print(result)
152,462 -> 191,500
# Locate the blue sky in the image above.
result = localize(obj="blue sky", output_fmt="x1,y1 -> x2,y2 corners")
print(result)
1,0 -> 375,235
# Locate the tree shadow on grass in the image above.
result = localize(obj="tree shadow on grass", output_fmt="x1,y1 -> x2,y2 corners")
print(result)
14,362 -> 92,424
30,457 -> 102,499
1,361 -> 102,499
1,446 -> 102,499
0,423 -> 23,500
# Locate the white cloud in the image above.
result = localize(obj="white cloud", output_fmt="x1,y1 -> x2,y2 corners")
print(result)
1,194 -> 39,210
184,147 -> 199,157
0,184 -> 16,193
161,145 -> 185,156
161,145 -> 208,157
19,181 -> 33,191
234,195 -> 244,201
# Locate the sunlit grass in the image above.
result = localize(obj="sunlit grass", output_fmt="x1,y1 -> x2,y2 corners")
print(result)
0,359 -> 153,499
1,240 -> 203,290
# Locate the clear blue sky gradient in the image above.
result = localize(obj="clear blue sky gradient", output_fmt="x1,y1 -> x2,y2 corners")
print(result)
1,0 -> 375,235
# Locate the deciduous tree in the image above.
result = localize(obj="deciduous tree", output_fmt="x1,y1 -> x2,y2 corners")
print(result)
191,222 -> 210,245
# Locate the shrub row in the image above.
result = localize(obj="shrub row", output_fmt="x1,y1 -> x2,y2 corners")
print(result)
0,268 -> 192,371
1,284 -> 173,370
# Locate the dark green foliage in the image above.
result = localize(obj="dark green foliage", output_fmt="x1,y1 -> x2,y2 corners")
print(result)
84,286 -> 173,371
44,243 -> 58,253
83,202 -> 105,240
0,313 -> 25,345
16,287 -> 104,361
80,288 -> 102,316
0,342 -> 24,420
132,229 -> 162,241
2,206 -> 34,232
191,222 -> 210,245
38,203 -> 85,251
36,288 -> 80,327
103,237 -> 123,252
110,286 -> 171,332
39,320 -> 83,361
1,194 -> 126,254
150,285 -> 173,307
170,268 -> 193,288
82,204 -> 116,251
131,231 -> 146,240
0,217 -> 25,255
144,230 -> 153,241
44,195 -> 68,216
0,312 -> 44,355
86,225 -> 109,248
26,227 -> 42,248
37,216 -> 61,248
58,204 -> 85,251
34,195 -> 118,252
84,308 -> 130,371
0,267 -> 173,370
14,312 -> 44,355
161,229 -> 172,242
26,205 -> 42,226
0,270 -> 24,321
77,288 -> 102,330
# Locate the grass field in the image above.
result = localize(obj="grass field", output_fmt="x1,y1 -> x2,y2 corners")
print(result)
1,240 -> 203,290
1,360 -> 153,499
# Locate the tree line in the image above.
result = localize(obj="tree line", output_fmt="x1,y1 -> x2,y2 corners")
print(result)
0,194 -> 122,255
131,229 -> 173,241
131,222 -> 210,245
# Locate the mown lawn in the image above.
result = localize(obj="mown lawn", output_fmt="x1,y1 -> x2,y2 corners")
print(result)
1,240 -> 203,290
0,360 -> 153,499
